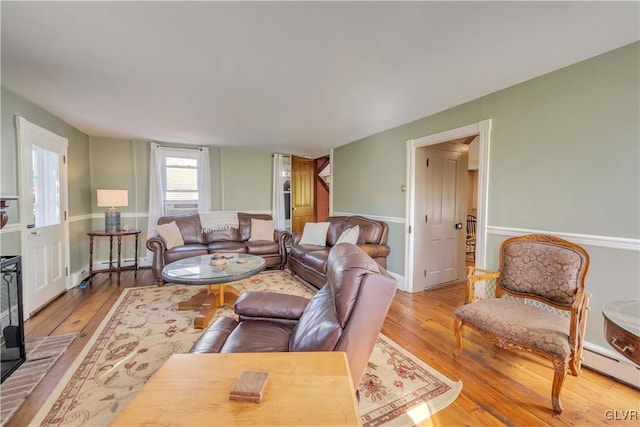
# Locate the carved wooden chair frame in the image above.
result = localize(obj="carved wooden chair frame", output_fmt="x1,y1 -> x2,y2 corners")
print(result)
453,234 -> 590,414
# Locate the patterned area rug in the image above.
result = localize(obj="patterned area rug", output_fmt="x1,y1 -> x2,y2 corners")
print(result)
30,270 -> 461,426
1,333 -> 78,425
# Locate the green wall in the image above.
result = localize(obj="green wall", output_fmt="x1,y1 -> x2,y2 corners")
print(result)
220,148 -> 273,211
332,42 -> 640,348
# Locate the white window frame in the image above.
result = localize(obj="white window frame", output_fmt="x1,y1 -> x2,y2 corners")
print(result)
158,147 -> 201,215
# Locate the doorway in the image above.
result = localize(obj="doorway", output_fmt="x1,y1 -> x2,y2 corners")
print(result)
404,120 -> 491,293
16,117 -> 70,317
290,156 -> 315,234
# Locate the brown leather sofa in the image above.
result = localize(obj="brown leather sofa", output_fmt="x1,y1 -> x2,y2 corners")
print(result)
189,243 -> 397,388
289,215 -> 390,288
146,213 -> 290,286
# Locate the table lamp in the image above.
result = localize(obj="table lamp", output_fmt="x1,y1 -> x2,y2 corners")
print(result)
97,189 -> 128,231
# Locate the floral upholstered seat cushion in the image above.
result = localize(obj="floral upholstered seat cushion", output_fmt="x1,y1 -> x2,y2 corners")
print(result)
454,298 -> 571,358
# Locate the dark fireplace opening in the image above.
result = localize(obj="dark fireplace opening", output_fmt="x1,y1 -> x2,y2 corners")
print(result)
1,255 -> 25,383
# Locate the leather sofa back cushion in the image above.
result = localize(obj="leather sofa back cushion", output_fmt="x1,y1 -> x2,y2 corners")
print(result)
204,227 -> 238,243
345,217 -> 383,244
158,214 -> 204,244
326,216 -> 383,246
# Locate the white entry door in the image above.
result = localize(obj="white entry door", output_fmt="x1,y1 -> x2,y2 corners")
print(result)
414,145 -> 465,289
17,117 -> 69,316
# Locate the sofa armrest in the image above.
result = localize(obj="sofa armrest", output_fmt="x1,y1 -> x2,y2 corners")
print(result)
357,243 -> 391,259
146,237 -> 168,286
146,236 -> 167,253
275,229 -> 292,248
234,291 -> 310,321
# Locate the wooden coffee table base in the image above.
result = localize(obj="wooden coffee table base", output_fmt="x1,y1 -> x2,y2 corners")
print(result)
178,284 -> 241,329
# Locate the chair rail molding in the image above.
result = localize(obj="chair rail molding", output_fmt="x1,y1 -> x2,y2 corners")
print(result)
330,211 -> 405,224
487,226 -> 640,251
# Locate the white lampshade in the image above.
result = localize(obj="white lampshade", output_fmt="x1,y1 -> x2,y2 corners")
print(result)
97,189 -> 128,209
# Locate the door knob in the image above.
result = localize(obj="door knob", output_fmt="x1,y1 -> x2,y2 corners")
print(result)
455,223 -> 463,229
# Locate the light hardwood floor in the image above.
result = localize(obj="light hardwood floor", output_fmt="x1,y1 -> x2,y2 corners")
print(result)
6,268 -> 640,427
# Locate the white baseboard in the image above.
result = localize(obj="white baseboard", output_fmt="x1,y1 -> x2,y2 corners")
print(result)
388,271 -> 407,292
69,258 -> 149,289
582,342 -> 639,389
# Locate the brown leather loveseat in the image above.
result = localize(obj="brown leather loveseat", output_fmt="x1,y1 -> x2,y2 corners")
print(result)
147,213 -> 290,286
289,215 -> 390,288
189,243 -> 397,388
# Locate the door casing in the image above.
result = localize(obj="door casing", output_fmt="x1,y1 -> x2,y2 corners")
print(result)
405,120 -> 491,293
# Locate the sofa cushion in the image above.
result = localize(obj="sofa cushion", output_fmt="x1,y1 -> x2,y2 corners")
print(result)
164,244 -> 208,264
246,240 -> 280,256
207,241 -> 247,253
299,222 -> 330,246
249,219 -> 275,241
238,213 -> 273,242
204,227 -> 238,243
220,320 -> 294,353
155,221 -> 184,249
454,298 -> 571,358
336,225 -> 360,245
158,214 -> 204,245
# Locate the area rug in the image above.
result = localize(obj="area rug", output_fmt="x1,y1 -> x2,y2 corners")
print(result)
1,332 -> 79,425
30,270 -> 461,427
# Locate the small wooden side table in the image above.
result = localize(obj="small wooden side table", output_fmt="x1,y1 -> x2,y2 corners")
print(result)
88,229 -> 140,286
603,300 -> 639,365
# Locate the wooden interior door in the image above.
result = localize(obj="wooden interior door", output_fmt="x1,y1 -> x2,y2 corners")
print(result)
291,156 -> 315,234
414,143 -> 466,289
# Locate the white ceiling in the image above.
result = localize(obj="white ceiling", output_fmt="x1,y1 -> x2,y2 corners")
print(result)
2,2 -> 638,157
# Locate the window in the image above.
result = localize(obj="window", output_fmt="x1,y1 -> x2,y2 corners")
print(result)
32,144 -> 60,227
159,149 -> 200,215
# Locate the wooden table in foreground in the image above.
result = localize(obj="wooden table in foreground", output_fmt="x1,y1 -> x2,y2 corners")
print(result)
110,352 -> 362,426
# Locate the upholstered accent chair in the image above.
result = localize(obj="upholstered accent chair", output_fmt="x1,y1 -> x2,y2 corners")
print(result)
453,234 -> 590,414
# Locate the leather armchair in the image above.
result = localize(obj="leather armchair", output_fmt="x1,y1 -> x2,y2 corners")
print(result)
189,242 -> 397,388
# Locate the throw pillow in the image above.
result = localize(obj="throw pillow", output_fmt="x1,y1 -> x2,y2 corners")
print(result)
298,222 -> 330,246
249,219 -> 275,241
336,225 -> 360,245
155,221 -> 184,249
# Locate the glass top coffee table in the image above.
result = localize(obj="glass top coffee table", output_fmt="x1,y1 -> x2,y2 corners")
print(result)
162,253 -> 266,329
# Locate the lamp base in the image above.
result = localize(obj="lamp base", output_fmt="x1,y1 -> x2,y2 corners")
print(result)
105,211 -> 121,232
